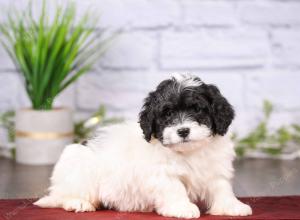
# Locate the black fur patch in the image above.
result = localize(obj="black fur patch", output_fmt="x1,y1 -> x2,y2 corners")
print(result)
139,76 -> 234,142
81,140 -> 88,146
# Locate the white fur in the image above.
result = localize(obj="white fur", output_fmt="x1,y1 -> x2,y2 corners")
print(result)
173,73 -> 202,88
34,122 -> 252,218
162,120 -> 211,148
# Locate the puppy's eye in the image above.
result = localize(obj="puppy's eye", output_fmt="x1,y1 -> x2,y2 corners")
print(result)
192,105 -> 202,113
194,105 -> 200,112
163,108 -> 172,117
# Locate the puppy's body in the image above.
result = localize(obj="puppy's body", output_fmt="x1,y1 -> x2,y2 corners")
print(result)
35,75 -> 252,218
35,122 -> 250,218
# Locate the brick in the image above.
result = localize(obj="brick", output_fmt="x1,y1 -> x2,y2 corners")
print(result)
0,0 -> 24,13
233,110 -> 300,140
182,0 -> 237,26
160,30 -> 269,69
53,85 -> 76,109
17,82 -> 31,108
231,110 -> 260,137
0,0 -> 179,29
0,73 -> 19,111
245,71 -> 300,111
57,0 -> 181,29
239,2 -> 300,26
76,71 -> 170,112
268,111 -> 300,131
230,110 -> 300,140
99,32 -> 156,69
0,41 -> 16,71
0,127 -> 9,145
0,0 -> 40,23
272,30 -> 300,67
96,0 -> 180,28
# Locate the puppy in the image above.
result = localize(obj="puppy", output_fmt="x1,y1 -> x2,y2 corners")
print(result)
34,74 -> 252,218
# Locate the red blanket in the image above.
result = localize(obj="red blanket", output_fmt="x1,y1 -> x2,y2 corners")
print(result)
0,196 -> 300,220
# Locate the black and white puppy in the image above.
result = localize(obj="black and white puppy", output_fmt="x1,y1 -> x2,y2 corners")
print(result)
35,74 -> 252,218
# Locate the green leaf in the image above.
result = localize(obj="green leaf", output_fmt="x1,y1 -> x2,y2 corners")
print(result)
262,147 -> 282,155
276,127 -> 292,145
0,1 -> 113,110
235,146 -> 246,157
263,100 -> 273,120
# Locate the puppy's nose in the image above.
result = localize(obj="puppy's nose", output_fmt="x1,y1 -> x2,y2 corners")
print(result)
177,128 -> 190,138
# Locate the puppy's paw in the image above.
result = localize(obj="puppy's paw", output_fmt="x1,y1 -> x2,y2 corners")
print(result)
208,199 -> 252,216
62,198 -> 96,212
158,202 -> 200,219
34,196 -> 60,208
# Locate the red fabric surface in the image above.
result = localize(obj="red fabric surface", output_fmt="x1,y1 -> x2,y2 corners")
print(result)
0,196 -> 300,220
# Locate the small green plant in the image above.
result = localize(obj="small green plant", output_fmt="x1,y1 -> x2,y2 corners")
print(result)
0,1 -> 114,109
74,106 -> 123,143
0,111 -> 15,158
1,101 -> 299,158
0,106 -> 122,158
234,100 -> 300,157
0,110 -> 15,142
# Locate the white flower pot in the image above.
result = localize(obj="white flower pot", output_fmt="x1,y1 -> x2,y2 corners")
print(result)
15,108 -> 73,165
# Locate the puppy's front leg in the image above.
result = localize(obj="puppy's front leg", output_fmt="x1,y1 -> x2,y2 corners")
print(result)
154,178 -> 200,219
207,179 -> 252,216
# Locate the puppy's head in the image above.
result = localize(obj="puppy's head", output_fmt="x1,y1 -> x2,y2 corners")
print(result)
139,74 -> 234,151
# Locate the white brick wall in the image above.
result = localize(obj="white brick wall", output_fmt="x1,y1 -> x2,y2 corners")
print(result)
239,2 -> 300,26
160,29 -> 269,69
272,30 -> 300,67
246,71 -> 300,111
94,0 -> 181,29
0,0 -> 300,136
0,73 -> 21,110
182,0 -> 237,26
0,44 -> 14,70
100,32 -> 157,69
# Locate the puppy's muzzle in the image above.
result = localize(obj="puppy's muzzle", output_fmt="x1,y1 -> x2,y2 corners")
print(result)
177,128 -> 190,138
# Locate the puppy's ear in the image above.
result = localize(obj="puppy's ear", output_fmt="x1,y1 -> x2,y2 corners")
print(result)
205,84 -> 235,136
139,92 -> 156,142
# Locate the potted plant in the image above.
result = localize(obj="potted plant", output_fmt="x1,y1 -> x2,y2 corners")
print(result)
234,100 -> 300,160
0,2 -> 112,164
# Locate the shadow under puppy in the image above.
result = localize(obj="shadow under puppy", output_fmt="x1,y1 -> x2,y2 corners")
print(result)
34,74 -> 252,218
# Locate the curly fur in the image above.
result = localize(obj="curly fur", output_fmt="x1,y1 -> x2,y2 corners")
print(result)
139,75 -> 234,142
